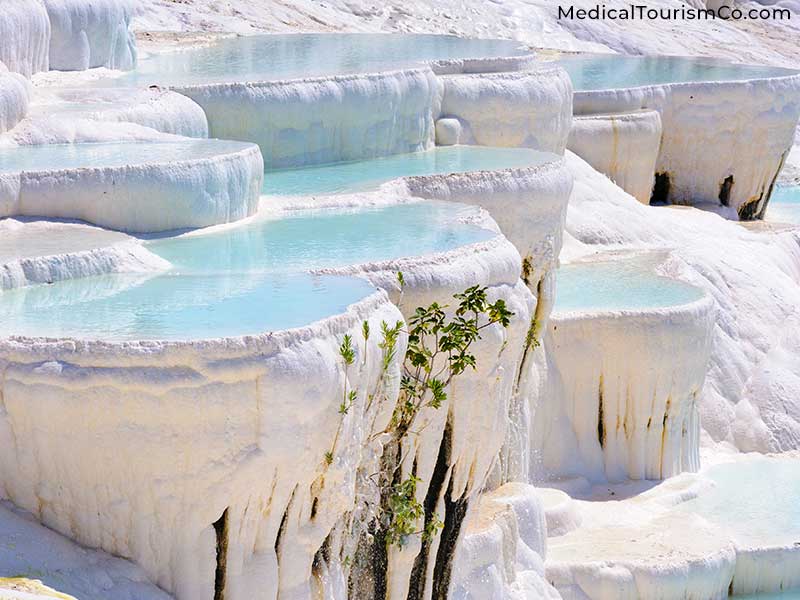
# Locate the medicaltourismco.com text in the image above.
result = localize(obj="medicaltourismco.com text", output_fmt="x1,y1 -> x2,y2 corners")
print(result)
558,4 -> 791,21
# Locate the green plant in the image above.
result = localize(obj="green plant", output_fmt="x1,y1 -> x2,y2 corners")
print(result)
330,278 -> 513,551
392,285 -> 513,436
382,281 -> 513,547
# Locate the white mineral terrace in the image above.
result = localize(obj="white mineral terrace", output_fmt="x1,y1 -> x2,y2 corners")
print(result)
0,4 -> 799,600
537,253 -> 714,483
0,139 -> 264,232
553,54 -> 800,218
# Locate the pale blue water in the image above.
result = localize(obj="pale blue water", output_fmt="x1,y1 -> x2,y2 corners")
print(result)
552,54 -> 796,92
149,201 -> 493,274
554,255 -> 705,312
262,146 -> 555,195
0,272 -> 375,340
0,140 -> 255,173
113,33 -> 527,87
0,201 -> 494,340
765,185 -> 800,225
678,457 -> 800,548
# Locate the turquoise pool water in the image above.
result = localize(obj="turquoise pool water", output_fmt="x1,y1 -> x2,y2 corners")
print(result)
0,140 -> 254,173
0,272 -> 375,340
678,457 -> 800,548
765,185 -> 800,225
554,255 -> 705,313
552,54 -> 795,91
114,34 -> 527,87
0,201 -> 493,340
262,146 -> 555,195
149,201 -> 493,274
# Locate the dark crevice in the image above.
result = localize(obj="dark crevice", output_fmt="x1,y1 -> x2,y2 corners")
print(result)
650,172 -> 671,204
431,477 -> 469,600
718,175 -> 734,207
521,255 -> 533,286
347,439 -> 401,600
597,376 -> 606,449
213,508 -> 229,600
408,422 -> 453,600
312,533 -> 332,579
739,152 -> 787,220
275,487 -> 296,554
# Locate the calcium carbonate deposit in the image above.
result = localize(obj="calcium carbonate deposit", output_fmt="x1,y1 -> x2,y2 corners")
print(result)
0,1 -> 799,600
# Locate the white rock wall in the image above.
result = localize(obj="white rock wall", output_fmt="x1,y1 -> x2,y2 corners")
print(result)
16,88 -> 207,143
92,89 -> 209,138
0,70 -> 30,134
0,1 -> 50,77
451,483 -> 559,600
429,55 -> 539,76
43,0 -> 138,71
400,161 -> 573,484
317,232 -> 535,600
567,110 -> 662,204
402,158 -> 573,284
573,73 -> 800,218
564,150 -> 800,455
538,296 -> 715,483
176,69 -> 441,169
438,68 -> 573,155
0,210 -> 543,600
0,241 -> 169,291
0,292 -> 406,600
0,144 -> 263,233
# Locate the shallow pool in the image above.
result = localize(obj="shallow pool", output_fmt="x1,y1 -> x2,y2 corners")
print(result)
0,201 -> 494,340
678,457 -> 800,548
262,146 -> 555,195
554,255 -> 705,313
0,272 -> 375,340
551,54 -> 795,92
115,33 -> 527,87
765,185 -> 800,225
149,201 -> 493,273
0,139 -> 255,173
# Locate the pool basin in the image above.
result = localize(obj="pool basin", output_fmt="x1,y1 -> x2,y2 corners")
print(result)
0,200 -> 495,340
553,54 -> 800,219
118,34 -> 529,87
677,457 -> 800,549
539,255 -> 713,482
261,145 -> 556,196
765,185 -> 800,225
551,54 -> 795,92
0,139 -> 263,232
554,254 -> 705,314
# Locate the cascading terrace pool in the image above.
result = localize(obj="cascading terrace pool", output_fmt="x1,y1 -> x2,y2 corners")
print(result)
0,200 -> 495,339
545,455 -> 800,598
108,33 -> 528,86
553,254 -> 705,313
551,54 -> 795,92
262,145 -> 555,196
555,53 -> 800,218
0,139 -> 264,232
1,9 -> 799,599
540,253 -> 714,483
